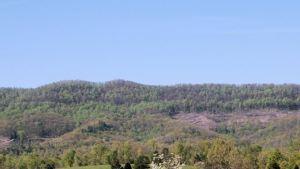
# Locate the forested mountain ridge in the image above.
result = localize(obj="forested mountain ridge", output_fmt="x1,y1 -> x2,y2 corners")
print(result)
0,80 -> 300,145
1,80 -> 300,168
1,80 -> 300,115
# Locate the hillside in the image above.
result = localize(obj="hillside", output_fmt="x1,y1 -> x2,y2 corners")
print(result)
1,80 -> 300,168
1,80 -> 300,115
0,80 -> 300,151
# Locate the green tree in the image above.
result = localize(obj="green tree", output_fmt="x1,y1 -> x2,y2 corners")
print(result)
265,150 -> 284,169
40,158 -> 56,169
174,142 -> 193,164
0,154 -> 5,168
108,150 -> 121,169
89,144 -> 108,165
205,138 -> 252,169
122,142 -> 133,163
3,155 -> 16,169
63,149 -> 76,167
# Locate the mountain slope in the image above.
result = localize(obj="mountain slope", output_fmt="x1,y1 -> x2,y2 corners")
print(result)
0,80 -> 300,152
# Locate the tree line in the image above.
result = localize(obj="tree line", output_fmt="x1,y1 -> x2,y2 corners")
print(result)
1,138 -> 300,169
1,80 -> 300,116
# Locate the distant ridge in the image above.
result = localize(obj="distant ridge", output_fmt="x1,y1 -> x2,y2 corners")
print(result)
2,79 -> 299,89
0,79 -> 299,113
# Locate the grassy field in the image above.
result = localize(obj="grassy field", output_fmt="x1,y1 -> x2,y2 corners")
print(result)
60,165 -> 197,169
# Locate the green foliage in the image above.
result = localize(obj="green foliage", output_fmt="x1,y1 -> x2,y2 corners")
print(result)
40,158 -> 56,169
1,81 -> 300,153
0,154 -> 5,167
205,139 -> 235,169
1,81 -> 300,120
23,113 -> 75,138
64,149 -> 76,167
75,153 -> 89,167
107,150 -> 121,169
1,138 -> 300,169
89,144 -> 108,165
1,81 -> 300,168
173,142 -> 193,164
204,138 -> 258,169
0,153 -> 57,169
82,121 -> 114,134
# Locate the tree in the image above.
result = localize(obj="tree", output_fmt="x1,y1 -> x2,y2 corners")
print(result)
108,150 -> 122,169
63,149 -> 76,167
206,139 -> 233,169
24,154 -> 41,169
174,142 -> 193,164
258,149 -> 285,169
0,154 -> 5,168
89,144 -> 108,165
40,158 -> 56,169
266,150 -> 284,169
75,153 -> 89,166
122,142 -> 133,163
205,138 -> 253,169
2,155 -> 16,169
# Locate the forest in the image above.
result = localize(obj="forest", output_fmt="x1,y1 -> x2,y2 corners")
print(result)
1,80 -> 300,169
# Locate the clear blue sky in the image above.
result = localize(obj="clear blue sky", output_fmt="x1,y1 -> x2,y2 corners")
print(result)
1,0 -> 300,87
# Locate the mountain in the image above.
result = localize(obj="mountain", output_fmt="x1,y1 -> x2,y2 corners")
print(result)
0,80 -> 300,154
1,80 -> 300,114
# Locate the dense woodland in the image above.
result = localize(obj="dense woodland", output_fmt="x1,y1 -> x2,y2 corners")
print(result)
1,80 -> 300,169
1,80 -> 300,117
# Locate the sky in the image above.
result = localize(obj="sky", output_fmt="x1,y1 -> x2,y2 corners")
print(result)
0,0 -> 300,87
